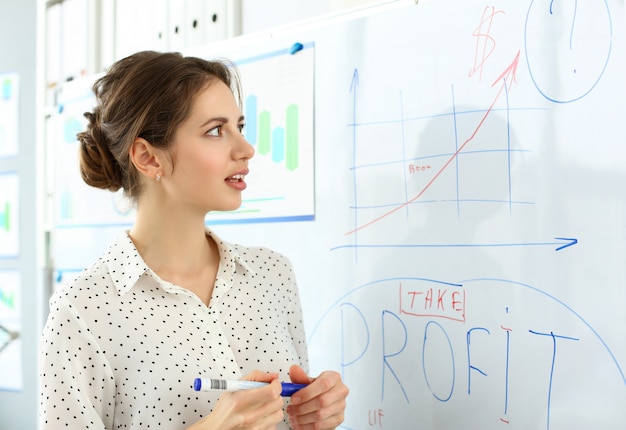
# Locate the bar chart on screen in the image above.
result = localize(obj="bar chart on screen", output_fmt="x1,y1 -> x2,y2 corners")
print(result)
0,173 -> 19,257
205,44 -> 315,224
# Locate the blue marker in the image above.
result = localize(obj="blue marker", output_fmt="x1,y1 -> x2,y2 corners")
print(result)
289,42 -> 304,55
193,378 -> 307,397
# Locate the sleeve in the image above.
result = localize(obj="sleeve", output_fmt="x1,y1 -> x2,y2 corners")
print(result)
285,258 -> 310,374
39,293 -> 116,429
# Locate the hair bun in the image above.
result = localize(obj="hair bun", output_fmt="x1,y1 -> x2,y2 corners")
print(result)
77,109 -> 123,192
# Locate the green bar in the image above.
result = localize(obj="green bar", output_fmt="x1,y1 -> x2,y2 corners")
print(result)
258,111 -> 271,155
2,202 -> 8,231
0,289 -> 14,309
285,104 -> 299,171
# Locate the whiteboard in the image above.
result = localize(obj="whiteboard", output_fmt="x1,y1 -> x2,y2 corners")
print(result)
193,0 -> 626,429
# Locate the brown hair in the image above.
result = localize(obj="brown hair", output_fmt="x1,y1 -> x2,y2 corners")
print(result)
77,50 -> 241,200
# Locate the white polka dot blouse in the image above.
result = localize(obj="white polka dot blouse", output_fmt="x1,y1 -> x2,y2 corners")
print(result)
39,229 -> 308,429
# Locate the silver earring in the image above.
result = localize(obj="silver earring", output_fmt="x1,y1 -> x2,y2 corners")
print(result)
156,174 -> 161,182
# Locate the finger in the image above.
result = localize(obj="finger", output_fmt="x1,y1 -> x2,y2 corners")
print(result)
231,379 -> 282,403
288,400 -> 346,430
255,382 -> 285,428
289,371 -> 342,409
286,373 -> 348,428
289,364 -> 312,385
229,382 -> 285,427
287,389 -> 347,421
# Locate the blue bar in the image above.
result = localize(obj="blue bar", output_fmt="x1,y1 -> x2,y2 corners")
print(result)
244,95 -> 258,145
272,127 -> 285,163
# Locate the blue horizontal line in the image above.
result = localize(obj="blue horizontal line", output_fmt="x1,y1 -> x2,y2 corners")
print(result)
331,238 -> 577,252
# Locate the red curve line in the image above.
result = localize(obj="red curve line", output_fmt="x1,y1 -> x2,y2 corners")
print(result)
345,51 -> 520,236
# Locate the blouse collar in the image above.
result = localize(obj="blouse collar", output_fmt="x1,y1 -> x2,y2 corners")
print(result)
106,228 -> 255,296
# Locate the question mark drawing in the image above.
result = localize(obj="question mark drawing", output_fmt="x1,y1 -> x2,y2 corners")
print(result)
525,0 -> 612,103
549,0 -> 578,52
550,0 -> 578,73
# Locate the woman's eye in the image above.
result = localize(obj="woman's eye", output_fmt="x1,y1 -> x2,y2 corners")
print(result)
206,126 -> 221,137
238,124 -> 245,134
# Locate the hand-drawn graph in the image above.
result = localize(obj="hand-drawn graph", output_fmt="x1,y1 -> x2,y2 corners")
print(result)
333,3 -> 600,255
335,61 -> 546,254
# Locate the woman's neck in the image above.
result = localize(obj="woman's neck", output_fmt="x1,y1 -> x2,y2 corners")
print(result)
129,204 -> 213,278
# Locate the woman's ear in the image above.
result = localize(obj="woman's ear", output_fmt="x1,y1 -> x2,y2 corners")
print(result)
130,137 -> 163,180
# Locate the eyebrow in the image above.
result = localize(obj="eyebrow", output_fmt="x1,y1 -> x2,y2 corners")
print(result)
199,115 -> 245,129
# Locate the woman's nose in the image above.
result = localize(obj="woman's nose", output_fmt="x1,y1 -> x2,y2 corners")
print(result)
237,134 -> 255,160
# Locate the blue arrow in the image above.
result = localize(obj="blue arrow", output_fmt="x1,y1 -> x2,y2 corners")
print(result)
330,237 -> 578,252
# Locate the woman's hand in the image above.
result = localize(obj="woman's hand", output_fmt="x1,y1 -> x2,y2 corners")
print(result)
189,371 -> 285,430
286,365 -> 349,430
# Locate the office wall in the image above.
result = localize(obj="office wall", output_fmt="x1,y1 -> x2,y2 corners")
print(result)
0,0 -> 43,429
241,0 -> 332,34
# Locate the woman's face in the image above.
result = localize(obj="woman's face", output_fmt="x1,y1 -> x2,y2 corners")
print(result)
163,80 -> 255,215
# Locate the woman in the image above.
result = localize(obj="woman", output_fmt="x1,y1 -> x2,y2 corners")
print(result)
39,51 -> 348,429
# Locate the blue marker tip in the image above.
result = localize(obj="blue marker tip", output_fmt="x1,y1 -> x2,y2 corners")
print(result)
289,42 -> 304,55
279,382 -> 306,396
